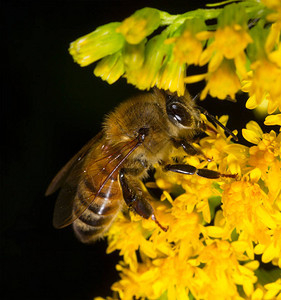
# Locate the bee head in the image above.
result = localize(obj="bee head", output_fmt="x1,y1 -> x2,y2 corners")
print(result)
160,89 -> 238,141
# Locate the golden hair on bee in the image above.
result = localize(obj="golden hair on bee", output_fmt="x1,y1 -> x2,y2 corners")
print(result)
46,88 -> 237,243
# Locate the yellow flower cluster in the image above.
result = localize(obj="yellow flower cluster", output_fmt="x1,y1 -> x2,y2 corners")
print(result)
67,1 -> 281,299
69,1 -> 281,113
93,118 -> 280,300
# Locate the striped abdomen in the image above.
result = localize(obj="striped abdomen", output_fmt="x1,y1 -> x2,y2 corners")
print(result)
72,145 -> 124,243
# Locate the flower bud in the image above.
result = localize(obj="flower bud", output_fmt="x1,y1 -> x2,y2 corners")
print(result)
94,52 -> 124,84
247,23 -> 269,61
126,32 -> 172,90
218,3 -> 248,28
116,8 -> 161,44
155,57 -> 186,95
123,40 -> 146,71
69,22 -> 125,66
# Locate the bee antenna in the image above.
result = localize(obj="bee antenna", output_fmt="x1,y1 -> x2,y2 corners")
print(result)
197,106 -> 238,141
191,93 -> 200,102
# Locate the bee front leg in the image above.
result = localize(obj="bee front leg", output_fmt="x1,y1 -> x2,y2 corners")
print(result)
119,169 -> 168,231
172,138 -> 212,162
164,164 -> 237,179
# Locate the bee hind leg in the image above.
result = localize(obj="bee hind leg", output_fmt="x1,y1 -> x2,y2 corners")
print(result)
119,169 -> 168,232
164,163 -> 237,179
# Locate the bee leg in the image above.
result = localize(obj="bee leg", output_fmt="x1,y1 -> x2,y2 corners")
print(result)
164,164 -> 237,179
119,169 -> 168,232
172,138 -> 212,162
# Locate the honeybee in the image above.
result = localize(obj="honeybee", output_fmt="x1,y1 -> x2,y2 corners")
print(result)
46,88 -> 237,243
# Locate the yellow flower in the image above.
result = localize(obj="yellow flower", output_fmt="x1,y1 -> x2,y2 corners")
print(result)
112,260 -> 160,300
193,240 -> 258,299
155,157 -> 216,224
242,121 -> 281,173
242,121 -> 264,144
106,213 -> 158,272
222,181 -> 272,244
255,224 -> 281,268
244,58 -> 281,114
200,59 -> 241,100
248,129 -> 280,172
199,115 -> 248,176
266,23 -> 281,59
243,22 -> 281,114
265,114 -> 281,126
200,25 -> 252,76
171,30 -> 204,65
67,4 -> 281,300
262,0 -> 281,27
242,122 -> 281,214
125,33 -> 172,90
116,8 -> 161,44
154,56 -> 186,95
111,242 -> 200,299
251,286 -> 265,300
199,4 -> 252,77
264,278 -> 281,299
170,18 -> 207,66
214,25 -> 252,61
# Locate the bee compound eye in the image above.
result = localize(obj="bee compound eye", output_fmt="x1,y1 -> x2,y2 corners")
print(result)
167,103 -> 192,127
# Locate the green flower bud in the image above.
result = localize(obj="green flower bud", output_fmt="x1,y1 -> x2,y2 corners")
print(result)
116,7 -> 161,44
247,22 -> 269,61
126,32 -> 172,90
218,3 -> 248,29
175,18 -> 207,37
94,52 -> 124,84
69,22 -> 125,66
123,40 -> 146,71
155,57 -> 186,95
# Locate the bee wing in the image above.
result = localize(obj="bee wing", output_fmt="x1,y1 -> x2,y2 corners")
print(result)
51,135 -> 141,229
45,131 -> 103,197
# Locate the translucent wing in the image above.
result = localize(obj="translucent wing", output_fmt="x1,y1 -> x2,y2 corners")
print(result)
48,133 -> 141,229
45,131 -> 103,197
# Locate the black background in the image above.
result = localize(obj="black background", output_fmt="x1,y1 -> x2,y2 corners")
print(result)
2,1 -> 258,300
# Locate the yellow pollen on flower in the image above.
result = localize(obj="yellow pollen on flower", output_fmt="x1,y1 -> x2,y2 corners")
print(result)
193,240 -> 257,298
264,278 -> 281,299
154,56 -> 186,95
222,181 -> 273,243
199,24 -> 252,74
172,30 -> 203,65
200,59 -> 241,99
116,7 -> 161,45
245,58 -> 281,113
242,120 -> 263,144
262,0 -> 281,25
214,25 -> 253,59
117,19 -> 148,44
264,114 -> 281,126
